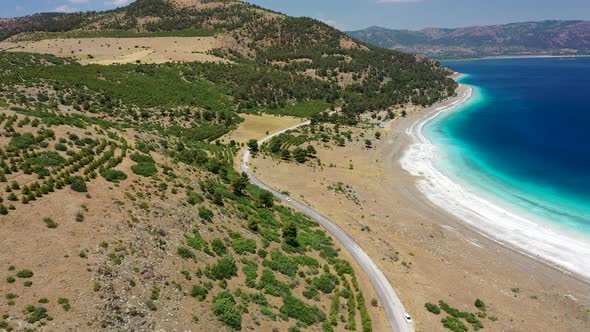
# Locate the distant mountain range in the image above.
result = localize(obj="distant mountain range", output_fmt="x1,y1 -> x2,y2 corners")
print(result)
347,20 -> 590,59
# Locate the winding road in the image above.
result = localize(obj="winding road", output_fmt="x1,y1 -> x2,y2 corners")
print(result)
240,120 -> 414,332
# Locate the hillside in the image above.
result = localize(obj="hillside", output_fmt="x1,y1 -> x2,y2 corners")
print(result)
347,20 -> 590,58
0,1 -> 458,331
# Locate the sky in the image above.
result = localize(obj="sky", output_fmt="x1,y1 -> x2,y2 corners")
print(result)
2,0 -> 590,31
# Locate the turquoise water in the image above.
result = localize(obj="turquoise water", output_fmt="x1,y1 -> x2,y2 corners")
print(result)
427,58 -> 590,241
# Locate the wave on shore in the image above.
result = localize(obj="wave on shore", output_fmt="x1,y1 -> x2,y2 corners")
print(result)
400,85 -> 590,280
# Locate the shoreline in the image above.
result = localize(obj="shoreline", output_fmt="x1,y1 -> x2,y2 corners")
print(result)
400,82 -> 590,283
440,54 -> 590,62
250,90 -> 590,330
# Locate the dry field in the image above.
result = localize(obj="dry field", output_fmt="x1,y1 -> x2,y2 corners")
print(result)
0,36 -> 227,64
221,114 -> 305,145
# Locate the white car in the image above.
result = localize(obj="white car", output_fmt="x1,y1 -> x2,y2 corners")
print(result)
403,312 -> 412,323
286,197 -> 292,202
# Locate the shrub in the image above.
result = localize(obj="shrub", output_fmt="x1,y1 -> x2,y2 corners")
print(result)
474,298 -> 486,311
145,300 -> 157,311
43,217 -> 58,229
101,169 -> 128,182
190,285 -> 209,301
260,306 -> 276,320
131,163 -> 157,176
262,249 -> 297,277
198,206 -> 214,222
187,191 -> 204,205
425,302 -> 441,315
231,237 -> 257,255
312,273 -> 338,294
177,246 -> 195,259
130,153 -> 155,164
75,212 -> 84,222
58,297 -> 71,311
55,143 -> 68,151
17,269 -> 34,278
280,295 -> 326,325
69,176 -> 87,192
332,259 -> 353,275
205,256 -> 237,280
27,306 -> 48,324
211,239 -> 228,256
6,276 -> 15,283
213,291 -> 242,330
441,316 -> 468,332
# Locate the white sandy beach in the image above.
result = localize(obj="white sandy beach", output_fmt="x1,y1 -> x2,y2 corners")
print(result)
400,83 -> 590,281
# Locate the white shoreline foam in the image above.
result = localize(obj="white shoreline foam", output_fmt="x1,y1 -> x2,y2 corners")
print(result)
401,85 -> 590,280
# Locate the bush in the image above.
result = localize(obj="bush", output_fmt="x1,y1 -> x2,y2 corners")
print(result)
211,238 -> 228,256
441,316 -> 468,332
474,298 -> 486,311
177,246 -> 195,259
280,295 -> 326,325
43,217 -> 58,229
190,285 -> 209,301
27,306 -> 48,323
332,259 -> 354,275
58,297 -> 71,311
69,176 -> 87,192
231,237 -> 257,255
131,163 -> 157,176
205,255 -> 237,280
262,249 -> 297,277
55,143 -> 68,151
425,302 -> 441,314
312,273 -> 338,294
187,191 -> 204,205
130,153 -> 155,164
101,169 -> 128,182
198,206 -> 214,222
16,269 -> 34,278
213,291 -> 242,330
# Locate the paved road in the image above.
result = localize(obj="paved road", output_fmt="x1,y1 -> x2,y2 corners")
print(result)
240,121 -> 414,332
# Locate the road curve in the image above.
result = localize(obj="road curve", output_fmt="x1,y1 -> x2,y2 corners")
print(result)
240,120 -> 414,332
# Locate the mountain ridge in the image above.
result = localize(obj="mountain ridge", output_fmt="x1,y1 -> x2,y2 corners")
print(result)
347,20 -> 590,58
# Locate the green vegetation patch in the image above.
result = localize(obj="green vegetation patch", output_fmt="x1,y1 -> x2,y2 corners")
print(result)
17,28 -> 218,41
101,169 -> 128,182
265,100 -> 329,118
212,291 -> 242,330
262,249 -> 298,277
280,295 -> 326,325
205,255 -> 238,280
27,151 -> 65,167
131,162 -> 157,177
230,237 -> 257,255
8,133 -> 36,151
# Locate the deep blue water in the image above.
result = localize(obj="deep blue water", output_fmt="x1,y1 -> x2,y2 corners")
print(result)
431,57 -> 590,236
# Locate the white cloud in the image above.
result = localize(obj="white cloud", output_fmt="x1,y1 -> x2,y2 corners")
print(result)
106,0 -> 131,6
54,4 -> 77,12
319,18 -> 348,31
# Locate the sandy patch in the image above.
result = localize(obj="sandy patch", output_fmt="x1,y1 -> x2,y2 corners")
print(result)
0,36 -> 228,64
